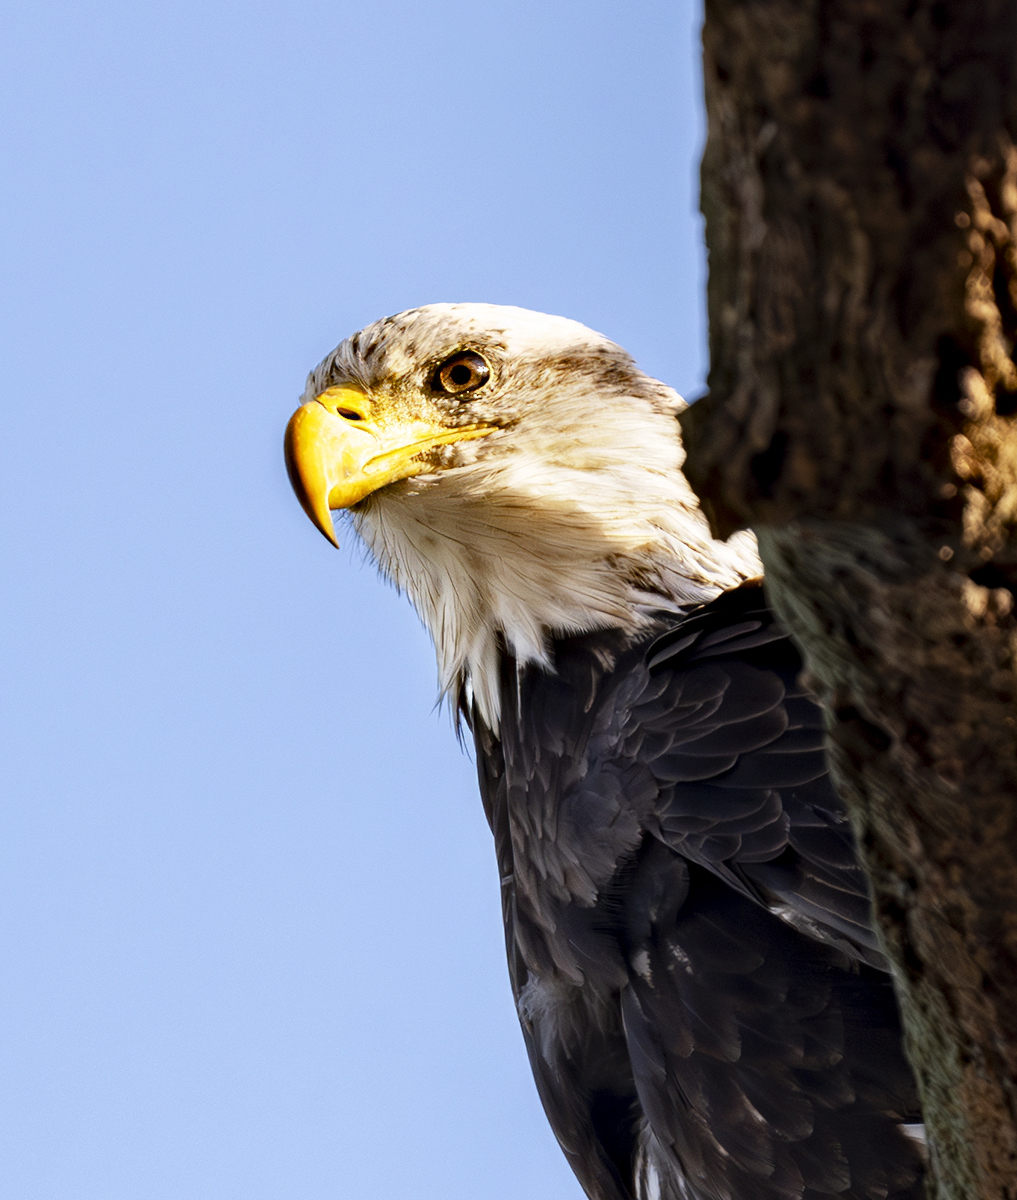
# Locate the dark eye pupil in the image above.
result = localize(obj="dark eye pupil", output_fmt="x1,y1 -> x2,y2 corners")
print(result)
448,364 -> 473,386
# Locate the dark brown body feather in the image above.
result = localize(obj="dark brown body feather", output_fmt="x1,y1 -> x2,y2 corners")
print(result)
471,583 -> 924,1200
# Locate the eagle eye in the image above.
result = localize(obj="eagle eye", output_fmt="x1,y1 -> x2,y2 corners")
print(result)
432,351 -> 490,396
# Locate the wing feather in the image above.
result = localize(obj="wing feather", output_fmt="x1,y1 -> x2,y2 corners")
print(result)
472,583 -> 923,1200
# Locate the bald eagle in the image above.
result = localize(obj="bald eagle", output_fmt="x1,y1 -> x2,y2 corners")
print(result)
284,305 -> 924,1200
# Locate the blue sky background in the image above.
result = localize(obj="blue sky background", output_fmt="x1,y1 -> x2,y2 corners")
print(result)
0,2 -> 707,1196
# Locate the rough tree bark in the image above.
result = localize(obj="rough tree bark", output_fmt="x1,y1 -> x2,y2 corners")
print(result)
681,3 -> 1017,1197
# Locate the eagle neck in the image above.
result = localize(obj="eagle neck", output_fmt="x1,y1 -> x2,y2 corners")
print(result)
351,472 -> 761,732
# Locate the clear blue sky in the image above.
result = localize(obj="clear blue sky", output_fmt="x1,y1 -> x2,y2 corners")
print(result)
0,2 -> 707,1196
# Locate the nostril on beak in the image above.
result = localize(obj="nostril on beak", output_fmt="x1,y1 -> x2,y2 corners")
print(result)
316,386 -> 371,424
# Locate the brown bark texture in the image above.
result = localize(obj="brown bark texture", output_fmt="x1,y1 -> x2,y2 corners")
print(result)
682,3 -> 1017,1197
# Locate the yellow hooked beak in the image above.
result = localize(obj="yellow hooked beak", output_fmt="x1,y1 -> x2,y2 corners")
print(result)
284,385 -> 496,547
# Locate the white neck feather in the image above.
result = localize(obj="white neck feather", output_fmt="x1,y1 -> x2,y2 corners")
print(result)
348,401 -> 761,731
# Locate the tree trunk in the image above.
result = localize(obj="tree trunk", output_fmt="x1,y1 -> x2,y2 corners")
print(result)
681,3 -> 1017,1197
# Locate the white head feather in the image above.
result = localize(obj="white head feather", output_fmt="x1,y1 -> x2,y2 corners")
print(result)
305,304 -> 761,729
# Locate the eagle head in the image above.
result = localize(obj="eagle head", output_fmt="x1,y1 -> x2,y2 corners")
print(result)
285,303 -> 760,725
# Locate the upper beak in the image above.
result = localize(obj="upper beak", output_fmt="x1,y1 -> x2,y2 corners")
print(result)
284,385 -> 495,547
